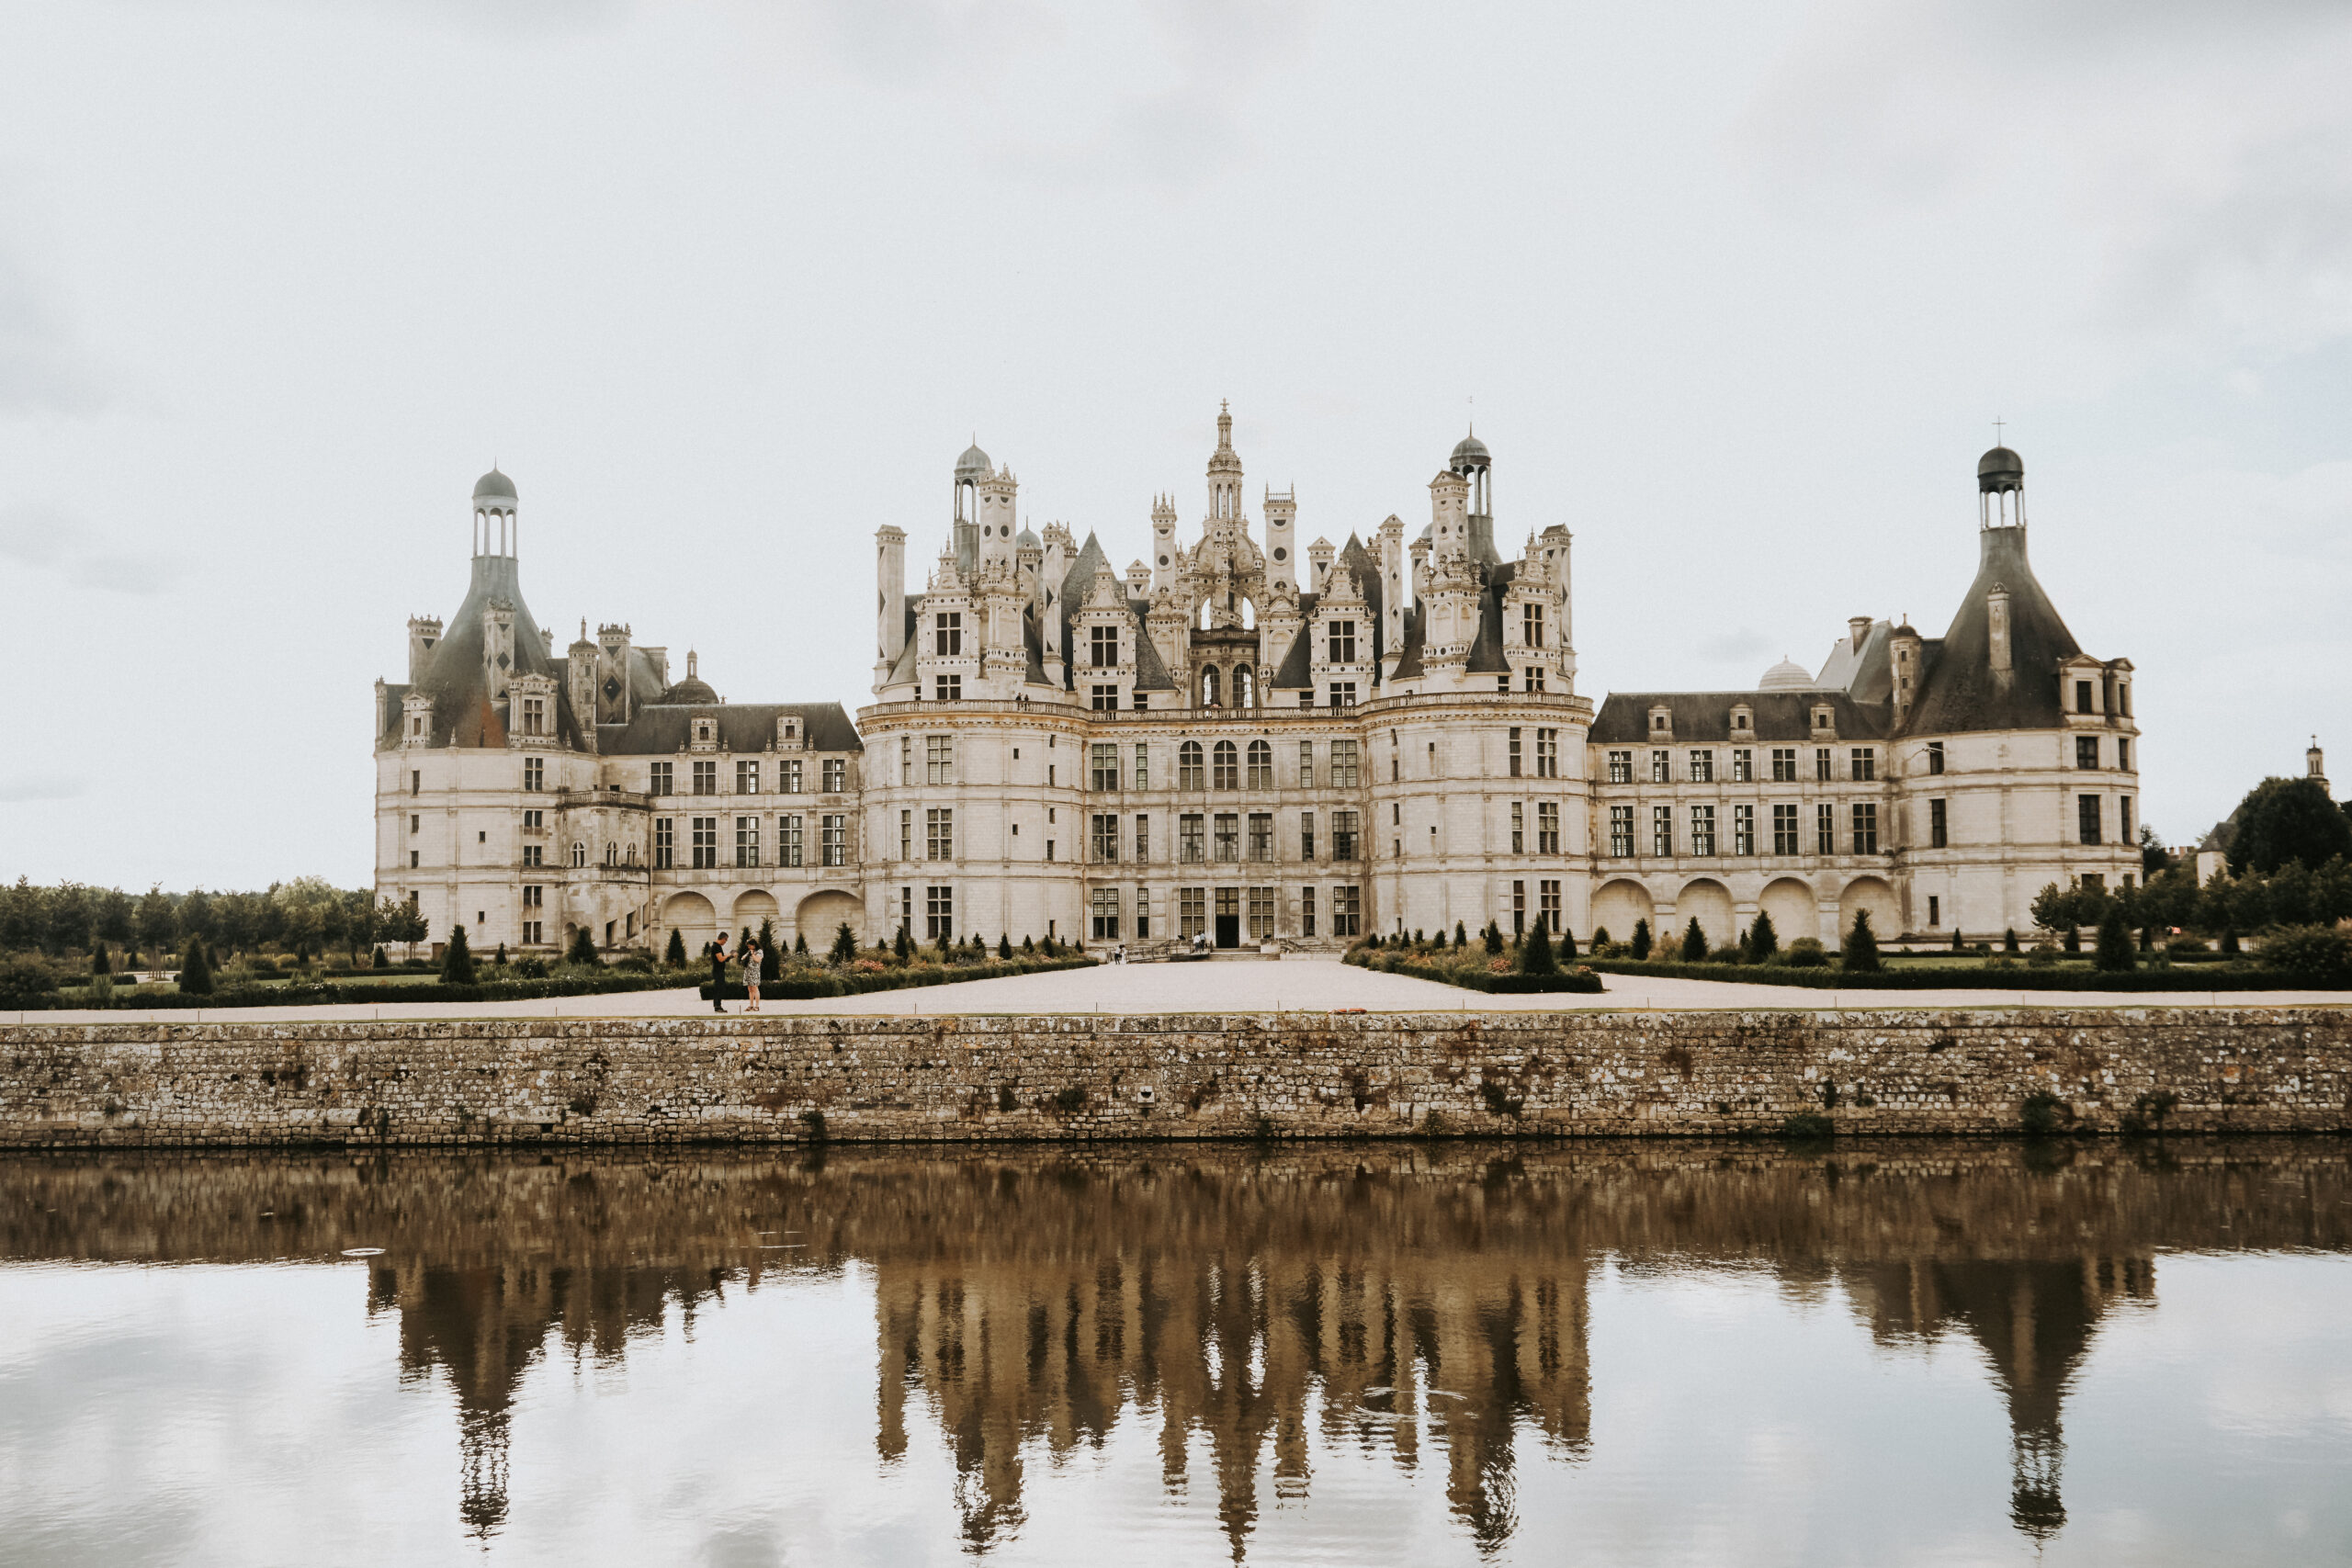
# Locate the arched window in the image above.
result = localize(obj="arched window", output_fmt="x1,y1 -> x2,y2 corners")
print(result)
1247,739 -> 1272,789
1202,667 -> 1221,707
1236,666 -> 1256,709
1213,740 -> 1239,791
625,844 -> 638,865
604,842 -> 618,866
1179,740 -> 1205,791
571,841 -> 587,868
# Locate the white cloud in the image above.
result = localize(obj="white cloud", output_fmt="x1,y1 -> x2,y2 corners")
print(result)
0,503 -> 178,598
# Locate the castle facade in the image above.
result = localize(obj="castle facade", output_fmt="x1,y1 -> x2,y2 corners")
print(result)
374,410 -> 2142,956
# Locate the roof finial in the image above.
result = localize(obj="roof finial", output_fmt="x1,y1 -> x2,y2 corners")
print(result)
1993,416 -> 2006,446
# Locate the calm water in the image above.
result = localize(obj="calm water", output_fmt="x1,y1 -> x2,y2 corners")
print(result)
3,1141 -> 2349,1566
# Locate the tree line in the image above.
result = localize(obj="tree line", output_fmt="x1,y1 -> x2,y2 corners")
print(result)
0,876 -> 426,963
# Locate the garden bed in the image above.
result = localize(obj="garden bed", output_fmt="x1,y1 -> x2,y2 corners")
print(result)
1343,950 -> 1604,994
698,955 -> 1096,1000
1574,957 -> 2352,991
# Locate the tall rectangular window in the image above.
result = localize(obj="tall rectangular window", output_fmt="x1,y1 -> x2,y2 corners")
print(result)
1248,812 -> 1273,862
1091,684 -> 1119,712
1850,748 -> 1876,782
1651,750 -> 1671,784
780,815 -> 803,867
1651,805 -> 1673,857
822,758 -> 845,793
2076,736 -> 2099,771
1609,805 -> 1634,857
1510,801 -> 1525,854
1770,748 -> 1796,783
821,815 -> 847,866
927,807 -> 954,861
1091,742 -> 1119,792
1214,813 -> 1239,862
1851,803 -> 1879,854
521,695 -> 545,736
1511,879 -> 1526,934
1328,620 -> 1357,662
2079,795 -> 2102,845
1330,739 -> 1360,788
1688,749 -> 1714,784
899,735 -> 911,785
934,613 -> 962,656
2118,739 -> 2132,772
1300,810 -> 1316,861
782,759 -> 803,794
1926,741 -> 1944,776
1732,749 -> 1753,783
1508,728 -> 1523,777
1521,602 -> 1545,648
1248,742 -> 1274,790
1538,801 -> 1560,855
2121,795 -> 2134,841
1091,813 -> 1120,863
654,818 -> 674,869
524,757 -> 544,792
1298,740 -> 1315,788
1132,813 -> 1149,862
1815,748 -> 1833,782
899,809 -> 911,861
926,885 -> 953,941
2075,679 -> 2094,714
1690,805 -> 1716,856
1536,728 -> 1560,778
1734,804 -> 1755,855
693,761 -> 717,795
1607,750 -> 1633,784
1928,895 -> 1940,928
1301,886 -> 1316,937
1248,886 -> 1275,939
1772,803 -> 1798,855
1180,814 -> 1205,863
1332,886 -> 1361,938
1539,879 -> 1561,930
926,736 -> 954,785
1816,803 -> 1836,855
1134,886 -> 1149,938
735,816 -> 760,868
1332,809 -> 1359,861
1134,742 -> 1149,789
737,761 -> 760,794
1090,625 -> 1118,667
1180,887 -> 1206,938
691,817 -> 717,869
1929,797 -> 1948,849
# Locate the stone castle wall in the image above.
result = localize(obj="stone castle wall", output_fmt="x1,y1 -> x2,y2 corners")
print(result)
3,1009 -> 2347,1147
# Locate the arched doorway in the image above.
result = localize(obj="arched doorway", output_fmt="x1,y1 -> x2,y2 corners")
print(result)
1758,877 -> 1820,948
797,889 -> 864,950
662,892 -> 717,960
1590,878 -> 1653,945
1838,875 -> 1901,949
1201,666 -> 1222,707
1676,879 -> 1736,950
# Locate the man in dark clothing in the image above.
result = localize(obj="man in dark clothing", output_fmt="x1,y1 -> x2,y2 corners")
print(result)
708,932 -> 729,1013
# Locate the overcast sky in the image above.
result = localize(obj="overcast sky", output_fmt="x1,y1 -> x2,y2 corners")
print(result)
4,0 -> 2350,891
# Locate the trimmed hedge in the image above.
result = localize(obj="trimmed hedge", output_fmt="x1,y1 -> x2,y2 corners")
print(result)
12,973 -> 690,1011
1576,956 -> 2352,991
1345,950 -> 1605,994
700,956 -> 1096,1001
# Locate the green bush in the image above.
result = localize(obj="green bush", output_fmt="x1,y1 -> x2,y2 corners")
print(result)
179,937 -> 215,996
2258,923 -> 2352,978
1748,910 -> 1779,961
566,925 -> 601,967
2094,909 -> 2135,973
0,953 -> 62,1006
665,928 -> 688,966
2004,928 -> 2020,953
1680,918 -> 1708,964
1842,910 -> 1882,972
441,924 -> 476,985
1631,919 -> 1651,960
372,944 -> 390,969
1520,916 -> 1557,976
1783,937 -> 1828,968
1780,1112 -> 1835,1140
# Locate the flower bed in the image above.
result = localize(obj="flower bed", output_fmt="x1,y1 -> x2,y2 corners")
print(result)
1575,957 -> 2352,991
699,955 -> 1096,1001
1343,948 -> 1604,994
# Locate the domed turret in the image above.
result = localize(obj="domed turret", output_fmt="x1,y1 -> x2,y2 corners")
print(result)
658,649 -> 718,705
1978,446 -> 2024,493
955,442 -> 991,481
1450,433 -> 1489,468
473,468 -> 516,501
1759,656 -> 1814,692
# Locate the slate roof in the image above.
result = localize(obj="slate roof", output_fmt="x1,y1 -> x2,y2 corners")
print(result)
390,555 -> 589,750
1905,525 -> 2085,735
598,702 -> 864,755
1589,690 -> 1891,745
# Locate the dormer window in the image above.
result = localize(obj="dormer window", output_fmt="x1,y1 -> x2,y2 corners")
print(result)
1730,705 -> 1752,733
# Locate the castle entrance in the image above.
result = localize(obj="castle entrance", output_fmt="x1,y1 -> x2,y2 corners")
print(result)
1215,887 -> 1241,948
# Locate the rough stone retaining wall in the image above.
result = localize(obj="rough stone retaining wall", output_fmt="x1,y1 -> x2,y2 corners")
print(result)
3,1008 -> 2348,1146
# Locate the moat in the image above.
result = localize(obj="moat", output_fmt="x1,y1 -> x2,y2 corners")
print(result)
4,1139 -> 2348,1565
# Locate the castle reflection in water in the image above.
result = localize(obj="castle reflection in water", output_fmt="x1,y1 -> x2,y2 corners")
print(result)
7,1141 -> 2344,1557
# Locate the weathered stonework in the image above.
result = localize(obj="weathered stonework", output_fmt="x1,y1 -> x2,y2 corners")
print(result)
4,1008 -> 2348,1146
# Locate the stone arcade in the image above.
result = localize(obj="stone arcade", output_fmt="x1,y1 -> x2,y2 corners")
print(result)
374,413 -> 2142,958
